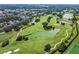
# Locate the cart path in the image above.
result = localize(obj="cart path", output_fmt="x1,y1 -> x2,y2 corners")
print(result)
45,30 -> 68,54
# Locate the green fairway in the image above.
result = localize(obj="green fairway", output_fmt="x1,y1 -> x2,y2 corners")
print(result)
64,34 -> 79,54
0,29 -> 61,54
0,14 -> 73,54
69,44 -> 79,54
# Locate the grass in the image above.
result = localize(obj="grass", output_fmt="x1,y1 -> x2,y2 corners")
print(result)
64,23 -> 79,54
64,30 -> 79,54
68,44 -> 79,54
0,14 -> 73,54
0,31 -> 17,44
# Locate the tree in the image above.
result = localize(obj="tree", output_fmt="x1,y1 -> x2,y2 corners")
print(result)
3,25 -> 12,32
44,44 -> 51,52
35,19 -> 40,22
22,20 -> 28,25
1,40 -> 9,47
65,40 -> 68,43
52,27 -> 55,30
56,20 -> 59,23
61,22 -> 65,25
43,25 -> 52,30
42,22 -> 52,30
31,23 -> 35,25
70,24 -> 73,27
52,13 -> 57,15
42,22 -> 48,26
57,14 -> 62,19
47,26 -> 52,29
47,16 -> 52,22
23,36 -> 29,41
16,35 -> 23,41
14,26 -> 22,31
58,42 -> 67,53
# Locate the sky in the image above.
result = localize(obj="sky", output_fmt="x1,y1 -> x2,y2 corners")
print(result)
0,0 -> 79,4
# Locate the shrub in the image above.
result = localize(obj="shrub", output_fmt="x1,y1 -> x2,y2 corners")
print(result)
58,42 -> 67,53
35,19 -> 40,22
61,22 -> 65,25
65,40 -> 68,43
70,24 -> 73,27
42,22 -> 49,30
57,21 -> 59,23
57,14 -> 62,18
3,26 -> 12,32
16,35 -> 22,41
1,40 -> 9,47
31,23 -> 35,25
47,16 -> 52,22
22,21 -> 28,25
43,25 -> 52,30
47,19 -> 51,22
43,25 -> 47,30
23,36 -> 29,41
14,26 -> 21,31
53,13 -> 57,15
47,26 -> 52,29
52,27 -> 55,30
42,22 -> 48,26
44,44 -> 51,52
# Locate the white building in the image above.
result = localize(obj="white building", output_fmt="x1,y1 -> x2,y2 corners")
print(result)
63,13 -> 73,19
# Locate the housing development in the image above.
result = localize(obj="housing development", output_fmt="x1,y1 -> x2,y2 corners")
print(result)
0,4 -> 79,54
